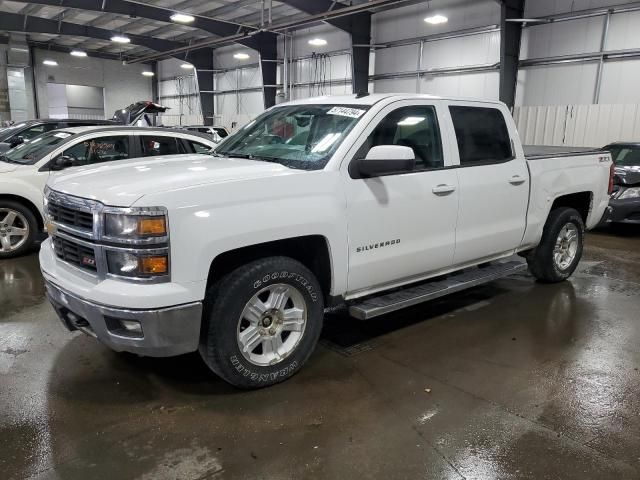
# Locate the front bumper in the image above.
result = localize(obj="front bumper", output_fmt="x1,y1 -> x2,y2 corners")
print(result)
44,279 -> 202,357
601,197 -> 640,225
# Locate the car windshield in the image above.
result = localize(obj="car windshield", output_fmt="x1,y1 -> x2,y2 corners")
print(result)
0,122 -> 29,142
606,145 -> 640,167
1,130 -> 72,164
215,104 -> 368,170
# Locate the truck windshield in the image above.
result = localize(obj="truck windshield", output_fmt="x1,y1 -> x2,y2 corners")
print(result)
607,145 -> 640,167
1,131 -> 72,165
215,104 -> 368,170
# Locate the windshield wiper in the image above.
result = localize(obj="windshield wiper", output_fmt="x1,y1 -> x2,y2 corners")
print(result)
0,154 -> 18,164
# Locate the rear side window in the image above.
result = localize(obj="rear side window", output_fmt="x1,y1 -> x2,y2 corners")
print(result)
449,106 -> 512,165
213,127 -> 228,138
140,136 -> 181,157
62,135 -> 130,166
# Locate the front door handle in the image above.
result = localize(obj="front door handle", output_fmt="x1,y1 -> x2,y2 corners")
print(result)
432,184 -> 456,195
509,175 -> 526,185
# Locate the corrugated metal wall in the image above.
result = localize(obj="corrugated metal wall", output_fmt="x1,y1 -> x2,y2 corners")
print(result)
513,104 -> 640,147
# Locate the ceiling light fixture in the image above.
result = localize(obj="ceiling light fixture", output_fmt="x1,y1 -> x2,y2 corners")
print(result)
42,59 -> 58,66
180,63 -> 194,69
424,14 -> 448,25
308,38 -> 327,46
170,13 -> 195,23
70,50 -> 87,57
141,71 -> 155,76
233,52 -> 250,60
111,35 -> 131,43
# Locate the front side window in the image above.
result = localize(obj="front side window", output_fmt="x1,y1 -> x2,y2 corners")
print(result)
140,136 -> 181,157
215,104 -> 368,170
354,106 -> 444,170
62,135 -> 130,166
449,106 -> 512,165
213,127 -> 228,138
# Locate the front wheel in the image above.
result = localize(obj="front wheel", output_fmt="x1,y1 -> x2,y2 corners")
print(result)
527,207 -> 585,283
0,201 -> 38,259
199,256 -> 324,389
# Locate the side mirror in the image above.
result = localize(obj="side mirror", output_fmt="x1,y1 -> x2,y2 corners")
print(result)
49,155 -> 75,171
10,136 -> 24,147
350,145 -> 416,179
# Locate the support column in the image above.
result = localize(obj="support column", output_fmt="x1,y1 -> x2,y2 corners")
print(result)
499,0 -> 525,109
190,49 -> 215,126
255,32 -> 278,109
350,12 -> 372,95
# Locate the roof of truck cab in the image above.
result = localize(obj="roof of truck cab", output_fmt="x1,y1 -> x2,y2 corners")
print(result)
279,93 -> 505,107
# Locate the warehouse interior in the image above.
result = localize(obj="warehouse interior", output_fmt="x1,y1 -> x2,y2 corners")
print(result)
1,1 -> 640,479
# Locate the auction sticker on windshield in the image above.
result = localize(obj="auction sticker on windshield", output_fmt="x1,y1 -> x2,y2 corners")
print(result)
327,107 -> 366,118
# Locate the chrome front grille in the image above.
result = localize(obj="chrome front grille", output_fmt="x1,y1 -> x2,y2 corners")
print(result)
48,201 -> 94,231
52,235 -> 97,272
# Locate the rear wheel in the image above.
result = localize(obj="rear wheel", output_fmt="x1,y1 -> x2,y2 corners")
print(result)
199,256 -> 324,389
0,201 -> 37,259
527,207 -> 584,283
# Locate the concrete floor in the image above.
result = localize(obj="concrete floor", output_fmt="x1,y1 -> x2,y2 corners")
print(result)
1,228 -> 640,480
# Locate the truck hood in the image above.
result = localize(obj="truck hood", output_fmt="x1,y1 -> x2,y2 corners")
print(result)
0,160 -> 19,173
47,154 -> 294,206
614,166 -> 640,187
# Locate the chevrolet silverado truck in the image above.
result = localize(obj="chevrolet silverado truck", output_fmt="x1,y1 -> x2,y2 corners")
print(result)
40,94 -> 614,389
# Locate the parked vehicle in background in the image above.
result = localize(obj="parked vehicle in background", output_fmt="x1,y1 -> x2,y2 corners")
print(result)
112,101 -> 169,126
0,126 -> 216,258
181,125 -> 230,144
0,119 -> 115,152
600,142 -> 640,225
40,94 -> 613,389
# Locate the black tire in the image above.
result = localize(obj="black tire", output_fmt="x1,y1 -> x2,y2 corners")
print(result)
199,256 -> 324,389
0,200 -> 38,259
527,207 -> 585,283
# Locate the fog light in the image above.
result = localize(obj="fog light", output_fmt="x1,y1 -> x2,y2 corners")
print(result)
120,319 -> 142,334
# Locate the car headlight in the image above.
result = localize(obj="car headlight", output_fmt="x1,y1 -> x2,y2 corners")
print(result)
106,250 -> 169,278
104,210 -> 167,242
618,187 -> 640,200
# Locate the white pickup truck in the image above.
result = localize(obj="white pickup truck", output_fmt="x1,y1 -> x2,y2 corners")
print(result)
40,94 -> 613,389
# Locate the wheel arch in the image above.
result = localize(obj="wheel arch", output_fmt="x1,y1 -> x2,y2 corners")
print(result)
206,235 -> 335,304
0,194 -> 44,231
549,191 -> 592,224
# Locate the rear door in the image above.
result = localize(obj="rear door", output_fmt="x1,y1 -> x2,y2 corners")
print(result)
446,102 -> 529,265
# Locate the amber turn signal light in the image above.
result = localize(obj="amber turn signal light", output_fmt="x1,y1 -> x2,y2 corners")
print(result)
139,255 -> 168,274
138,217 -> 166,236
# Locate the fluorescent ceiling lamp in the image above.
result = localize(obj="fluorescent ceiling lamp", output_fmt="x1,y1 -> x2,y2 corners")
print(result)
424,14 -> 448,25
180,63 -> 194,69
111,35 -> 131,43
170,12 -> 195,23
42,59 -> 58,66
308,38 -> 327,46
397,116 -> 425,126
233,52 -> 250,60
141,71 -> 155,76
70,50 -> 87,57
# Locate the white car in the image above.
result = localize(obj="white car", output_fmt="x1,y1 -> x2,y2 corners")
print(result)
181,125 -> 230,144
0,126 -> 216,257
40,94 -> 613,388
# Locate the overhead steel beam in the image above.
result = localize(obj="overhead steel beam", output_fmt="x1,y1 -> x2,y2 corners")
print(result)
0,11 -> 185,54
7,0 -> 264,51
499,0 -> 525,109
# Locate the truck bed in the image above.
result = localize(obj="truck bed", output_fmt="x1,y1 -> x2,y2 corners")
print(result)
524,145 -> 606,160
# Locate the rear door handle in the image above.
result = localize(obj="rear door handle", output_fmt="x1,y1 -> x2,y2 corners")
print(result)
432,184 -> 456,195
509,175 -> 526,185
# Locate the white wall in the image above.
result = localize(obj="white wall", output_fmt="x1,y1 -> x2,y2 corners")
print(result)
157,57 -> 203,126
33,49 -> 153,120
372,0 -> 501,99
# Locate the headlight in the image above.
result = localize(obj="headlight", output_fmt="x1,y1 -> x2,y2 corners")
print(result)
618,187 -> 640,200
104,211 -> 167,242
106,250 -> 169,278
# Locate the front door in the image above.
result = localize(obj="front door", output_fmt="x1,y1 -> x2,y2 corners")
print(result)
343,101 -> 459,296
